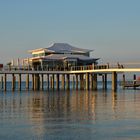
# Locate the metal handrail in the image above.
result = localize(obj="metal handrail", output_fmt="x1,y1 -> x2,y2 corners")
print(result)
0,63 -> 126,72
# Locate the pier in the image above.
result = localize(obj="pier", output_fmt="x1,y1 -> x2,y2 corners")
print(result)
0,63 -> 140,91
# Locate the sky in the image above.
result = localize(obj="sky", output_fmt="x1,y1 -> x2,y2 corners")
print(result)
0,0 -> 140,64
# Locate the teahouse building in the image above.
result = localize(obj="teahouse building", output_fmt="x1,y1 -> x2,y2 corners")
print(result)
26,43 -> 99,70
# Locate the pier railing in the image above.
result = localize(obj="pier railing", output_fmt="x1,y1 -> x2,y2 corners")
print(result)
0,63 -> 126,72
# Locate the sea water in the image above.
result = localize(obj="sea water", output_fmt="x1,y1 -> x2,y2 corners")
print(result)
0,82 -> 140,140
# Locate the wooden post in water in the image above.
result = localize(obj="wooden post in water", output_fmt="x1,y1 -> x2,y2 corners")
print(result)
104,74 -> 107,90
26,74 -> 29,90
86,73 -> 89,90
1,76 -> 3,90
38,74 -> 40,90
76,74 -> 79,90
93,74 -> 97,90
91,73 -> 94,90
34,74 -> 36,90
56,74 -> 60,91
133,74 -> 136,90
61,74 -> 65,90
102,74 -> 107,90
34,74 -> 40,90
102,74 -> 105,89
80,74 -> 84,90
18,74 -> 21,91
52,74 -> 54,90
122,74 -> 125,89
4,74 -> 7,91
72,76 -> 75,89
112,72 -> 117,91
66,74 -> 70,90
32,74 -> 34,90
47,74 -> 49,90
41,74 -> 44,90
12,74 -> 15,91
50,76 -> 52,89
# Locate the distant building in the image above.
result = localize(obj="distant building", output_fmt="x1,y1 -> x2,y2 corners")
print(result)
26,43 -> 99,70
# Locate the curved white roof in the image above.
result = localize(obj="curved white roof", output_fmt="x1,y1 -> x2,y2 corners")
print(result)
47,43 -> 93,53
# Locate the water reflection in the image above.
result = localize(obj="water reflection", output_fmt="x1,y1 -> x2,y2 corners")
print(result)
0,90 -> 140,139
112,91 -> 117,110
1,90 -> 140,122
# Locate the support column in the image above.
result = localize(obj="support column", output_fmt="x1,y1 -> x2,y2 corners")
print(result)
112,72 -> 117,91
56,74 -> 60,91
72,76 -> 75,89
34,74 -> 40,91
86,73 -> 89,90
32,74 -> 34,90
122,74 -> 125,89
104,74 -> 107,90
52,74 -> 54,90
102,75 -> 105,89
102,74 -> 107,90
80,74 -> 84,90
47,74 -> 49,90
66,74 -> 70,90
18,74 -> 21,91
38,74 -> 40,90
12,74 -> 15,91
34,74 -> 36,90
133,74 -> 136,90
76,74 -> 78,90
26,74 -> 29,90
50,76 -> 52,89
1,76 -> 3,90
41,74 -> 44,90
91,73 -> 93,90
61,74 -> 65,90
4,74 -> 7,91
93,74 -> 97,90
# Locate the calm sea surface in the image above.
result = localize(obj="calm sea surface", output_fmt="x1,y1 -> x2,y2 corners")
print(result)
0,82 -> 140,140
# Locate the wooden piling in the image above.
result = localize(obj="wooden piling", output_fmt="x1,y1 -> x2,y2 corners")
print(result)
102,74 -> 107,90
93,74 -> 97,90
133,74 -> 136,89
122,74 -> 125,89
61,74 -> 65,90
34,74 -> 40,90
66,74 -> 70,90
56,74 -> 60,90
76,74 -> 79,90
102,74 -> 105,89
112,72 -> 117,91
1,76 -> 3,90
34,74 -> 36,90
80,74 -> 84,90
91,73 -> 94,90
26,74 -> 29,90
4,74 -> 7,91
52,74 -> 54,90
18,74 -> 21,91
32,74 -> 34,90
50,76 -> 52,89
41,74 -> 44,90
47,74 -> 49,90
104,74 -> 107,90
72,76 -> 75,89
12,74 -> 15,91
86,73 -> 89,90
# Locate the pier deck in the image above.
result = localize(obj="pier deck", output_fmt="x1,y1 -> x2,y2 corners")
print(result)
1,64 -> 140,91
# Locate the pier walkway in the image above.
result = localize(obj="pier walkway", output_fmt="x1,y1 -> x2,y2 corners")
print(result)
0,63 -> 140,91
